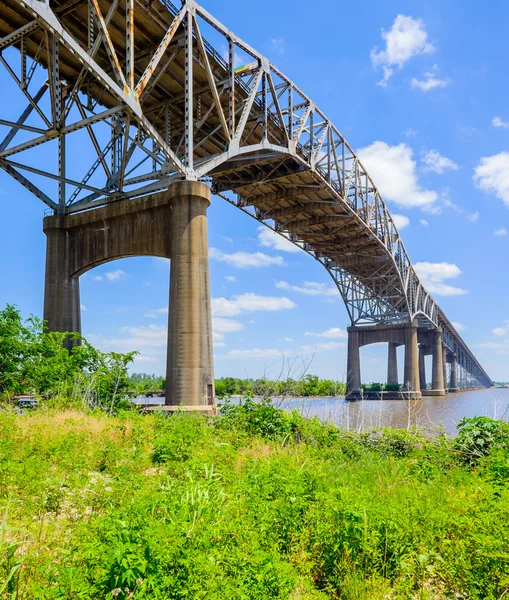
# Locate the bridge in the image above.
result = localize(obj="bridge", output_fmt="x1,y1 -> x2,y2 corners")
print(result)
0,0 -> 492,405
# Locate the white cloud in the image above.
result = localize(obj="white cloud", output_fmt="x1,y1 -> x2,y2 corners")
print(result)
493,327 -> 507,337
451,322 -> 465,332
392,214 -> 410,229
225,275 -> 237,282
270,37 -> 286,57
420,219 -> 429,227
422,150 -> 459,174
299,342 -> 345,353
492,116 -> 509,129
257,226 -> 300,253
494,227 -> 508,237
414,262 -> 468,296
221,341 -> 344,360
358,141 -> 437,208
275,280 -> 338,297
474,152 -> 509,206
145,307 -> 168,319
411,72 -> 450,92
467,211 -> 480,222
371,15 -> 434,87
304,327 -> 348,339
210,247 -> 286,268
221,348 -> 286,360
284,337 -> 294,342
87,324 -> 167,367
213,317 -> 243,333
212,293 -> 296,317
80,304 -> 87,312
93,269 -> 127,282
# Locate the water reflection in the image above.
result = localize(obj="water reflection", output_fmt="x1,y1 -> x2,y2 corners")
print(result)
132,388 -> 509,436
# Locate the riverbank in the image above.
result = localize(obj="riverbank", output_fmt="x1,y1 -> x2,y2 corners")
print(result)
1,405 -> 508,599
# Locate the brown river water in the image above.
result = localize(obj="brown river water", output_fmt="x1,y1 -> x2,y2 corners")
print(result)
135,388 -> 509,436
281,388 -> 509,436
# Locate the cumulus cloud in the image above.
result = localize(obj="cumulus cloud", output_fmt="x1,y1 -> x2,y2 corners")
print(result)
93,269 -> 127,282
493,327 -> 507,337
213,317 -> 243,333
451,322 -> 465,332
492,116 -> 509,129
357,141 -> 437,209
275,280 -> 338,297
473,152 -> 509,206
371,15 -> 435,87
144,307 -> 168,319
420,219 -> 429,227
257,226 -> 300,253
87,324 -> 167,368
494,227 -> 508,237
221,341 -> 344,360
80,304 -> 87,312
467,211 -> 480,222
422,150 -> 459,174
304,327 -> 348,339
210,248 -> 286,268
414,262 -> 468,296
212,293 -> 296,317
411,70 -> 450,92
225,275 -> 237,282
221,348 -> 286,360
392,214 -> 410,230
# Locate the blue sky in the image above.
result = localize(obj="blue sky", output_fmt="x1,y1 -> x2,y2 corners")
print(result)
1,0 -> 509,382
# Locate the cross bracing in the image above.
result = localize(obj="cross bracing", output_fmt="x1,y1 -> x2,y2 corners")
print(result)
0,0 -> 492,387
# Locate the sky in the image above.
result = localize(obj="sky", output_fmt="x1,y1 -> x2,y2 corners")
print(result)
1,0 -> 509,382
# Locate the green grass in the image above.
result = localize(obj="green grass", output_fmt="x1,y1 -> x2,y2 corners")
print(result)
0,405 -> 508,599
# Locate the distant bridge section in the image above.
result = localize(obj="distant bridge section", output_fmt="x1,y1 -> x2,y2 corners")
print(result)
0,0 -> 492,400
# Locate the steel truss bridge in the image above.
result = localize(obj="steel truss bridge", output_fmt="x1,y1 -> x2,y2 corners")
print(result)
0,0 -> 492,388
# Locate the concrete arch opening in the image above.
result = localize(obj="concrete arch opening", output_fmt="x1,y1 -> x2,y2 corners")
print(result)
42,181 -> 215,408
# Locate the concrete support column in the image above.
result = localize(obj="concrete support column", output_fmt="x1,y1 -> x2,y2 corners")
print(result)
43,217 -> 81,349
387,342 -> 398,385
431,329 -> 445,396
346,328 -> 361,398
419,345 -> 427,391
442,346 -> 448,394
403,323 -> 420,398
166,181 -> 214,407
449,354 -> 459,392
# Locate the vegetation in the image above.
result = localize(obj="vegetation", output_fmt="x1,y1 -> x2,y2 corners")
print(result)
1,304 -> 508,597
127,373 -> 165,395
0,305 -> 136,410
0,402 -> 508,599
215,375 -> 347,398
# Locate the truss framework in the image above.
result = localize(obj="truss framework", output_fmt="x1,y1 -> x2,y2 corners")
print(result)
0,0 -> 491,387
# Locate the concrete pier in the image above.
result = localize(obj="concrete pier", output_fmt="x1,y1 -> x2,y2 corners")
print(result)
346,328 -> 361,398
43,183 -> 215,407
387,342 -> 398,385
419,345 -> 427,391
431,329 -> 445,396
166,181 -> 214,407
43,219 -> 81,349
403,323 -> 420,397
449,354 -> 459,392
346,322 -> 421,400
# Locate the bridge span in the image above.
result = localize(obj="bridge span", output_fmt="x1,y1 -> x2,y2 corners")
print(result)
0,0 -> 492,404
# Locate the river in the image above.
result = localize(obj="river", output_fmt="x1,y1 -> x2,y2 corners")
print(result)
133,388 -> 509,436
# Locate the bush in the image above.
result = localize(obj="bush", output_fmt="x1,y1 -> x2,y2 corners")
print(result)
455,416 -> 509,465
0,304 -> 136,410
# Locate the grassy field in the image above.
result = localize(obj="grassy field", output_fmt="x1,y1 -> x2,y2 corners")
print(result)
0,403 -> 508,599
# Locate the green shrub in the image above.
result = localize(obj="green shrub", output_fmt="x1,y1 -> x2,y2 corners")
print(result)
455,416 -> 509,465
